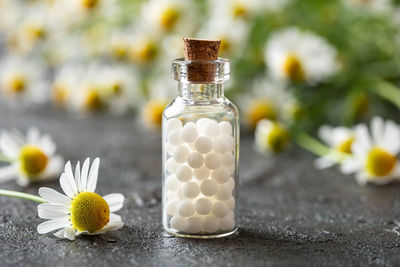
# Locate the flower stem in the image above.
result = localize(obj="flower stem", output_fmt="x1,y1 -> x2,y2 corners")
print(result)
0,189 -> 46,203
294,132 -> 330,157
0,154 -> 13,163
372,81 -> 400,110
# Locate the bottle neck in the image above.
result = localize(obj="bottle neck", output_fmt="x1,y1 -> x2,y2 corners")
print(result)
178,83 -> 224,101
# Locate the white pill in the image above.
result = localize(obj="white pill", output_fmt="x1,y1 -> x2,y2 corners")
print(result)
187,152 -> 204,168
175,165 -> 192,182
166,174 -> 180,192
168,130 -> 183,146
219,216 -> 234,231
203,120 -> 220,138
213,136 -> 229,154
196,118 -> 212,130
200,179 -> 218,196
180,123 -> 198,143
182,181 -> 200,199
194,166 -> 210,180
185,217 -> 202,233
204,153 -> 221,170
222,153 -> 234,166
227,164 -> 235,175
166,143 -> 175,156
225,177 -> 235,191
178,200 -> 195,217
170,216 -> 186,231
203,216 -> 219,233
226,196 -> 235,210
166,118 -> 182,132
166,158 -> 179,173
227,210 -> 234,218
219,121 -> 232,135
225,135 -> 235,151
194,198 -> 212,215
167,191 -> 178,200
173,145 -> 189,164
166,200 -> 179,215
194,136 -> 213,154
212,201 -> 229,218
215,184 -> 232,201
211,168 -> 230,184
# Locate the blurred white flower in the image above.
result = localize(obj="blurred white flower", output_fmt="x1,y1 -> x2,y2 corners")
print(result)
343,0 -> 393,14
0,128 -> 64,186
341,117 -> 400,185
239,78 -> 292,129
315,125 -> 355,169
128,30 -> 161,65
255,119 -> 290,154
265,27 -> 338,84
0,0 -> 22,34
37,158 -> 124,240
0,56 -> 49,106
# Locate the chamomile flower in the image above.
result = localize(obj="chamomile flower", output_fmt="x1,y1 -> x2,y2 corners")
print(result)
0,56 -> 49,106
255,119 -> 290,154
37,158 -> 124,240
341,117 -> 400,185
208,0 -> 261,21
314,125 -> 355,169
265,27 -> 338,84
128,31 -> 160,65
0,128 -> 64,186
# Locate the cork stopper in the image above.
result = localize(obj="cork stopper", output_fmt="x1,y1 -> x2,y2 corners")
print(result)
182,38 -> 221,83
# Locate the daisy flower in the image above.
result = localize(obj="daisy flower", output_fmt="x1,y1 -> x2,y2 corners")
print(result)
314,125 -> 355,169
255,119 -> 290,154
341,117 -> 400,185
0,56 -> 49,106
0,128 -> 64,186
37,158 -> 124,240
208,0 -> 262,21
265,27 -> 338,84
128,31 -> 160,65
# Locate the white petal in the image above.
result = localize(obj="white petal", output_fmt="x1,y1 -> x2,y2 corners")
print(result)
0,164 -> 17,183
42,156 -> 64,179
64,161 -> 75,184
38,203 -> 69,213
86,158 -> 100,192
16,177 -> 30,186
340,159 -> 361,174
314,156 -> 336,169
38,208 -> 69,220
318,125 -> 333,146
37,218 -> 70,234
53,228 -> 66,239
103,193 -> 124,212
355,173 -> 368,186
371,116 -> 384,144
40,134 -> 56,155
27,127 -> 40,144
354,124 -> 371,149
39,187 -> 71,205
80,158 -> 90,191
64,227 -> 76,240
74,161 -> 82,192
0,131 -> 20,158
60,173 -> 77,198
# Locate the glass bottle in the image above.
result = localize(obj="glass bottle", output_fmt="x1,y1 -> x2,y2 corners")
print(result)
162,57 -> 239,238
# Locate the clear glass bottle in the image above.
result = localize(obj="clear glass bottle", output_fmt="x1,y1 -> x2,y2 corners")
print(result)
162,57 -> 239,238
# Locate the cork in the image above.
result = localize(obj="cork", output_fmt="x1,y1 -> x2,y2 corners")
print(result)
182,38 -> 221,83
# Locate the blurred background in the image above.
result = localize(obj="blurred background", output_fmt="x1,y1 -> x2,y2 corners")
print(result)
1,0 -> 400,142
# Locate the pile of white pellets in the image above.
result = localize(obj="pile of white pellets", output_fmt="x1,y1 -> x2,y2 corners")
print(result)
164,117 -> 236,234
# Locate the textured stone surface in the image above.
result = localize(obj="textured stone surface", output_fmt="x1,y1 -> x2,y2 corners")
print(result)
1,105 -> 400,266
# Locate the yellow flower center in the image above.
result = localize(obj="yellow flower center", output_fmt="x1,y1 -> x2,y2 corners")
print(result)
366,147 -> 397,177
219,38 -> 231,55
52,84 -> 69,106
142,100 -> 168,129
283,54 -> 305,83
130,40 -> 158,64
24,24 -> 46,42
266,123 -> 290,153
247,100 -> 277,129
19,145 -> 48,176
81,0 -> 98,10
160,7 -> 180,31
70,192 -> 110,233
335,137 -> 354,154
111,43 -> 128,59
110,83 -> 122,95
3,74 -> 26,94
84,89 -> 103,111
232,4 -> 248,19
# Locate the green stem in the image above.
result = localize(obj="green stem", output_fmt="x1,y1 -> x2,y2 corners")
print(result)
372,81 -> 400,110
294,132 -> 330,157
0,189 -> 46,203
0,154 -> 13,163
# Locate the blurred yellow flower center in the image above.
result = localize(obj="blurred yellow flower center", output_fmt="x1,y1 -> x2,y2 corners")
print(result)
52,84 -> 69,106
366,147 -> 396,177
70,192 -> 110,233
220,38 -> 231,55
81,0 -> 98,10
247,100 -> 276,129
283,54 -> 304,82
19,145 -> 48,176
160,7 -> 180,30
335,137 -> 354,154
267,123 -> 290,153
84,89 -> 103,111
130,40 -> 158,63
4,74 -> 26,94
232,4 -> 248,19
111,43 -> 128,59
110,83 -> 122,95
142,100 -> 168,129
24,24 -> 46,42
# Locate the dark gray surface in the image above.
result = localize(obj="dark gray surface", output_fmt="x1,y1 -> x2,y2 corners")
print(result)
1,104 -> 400,267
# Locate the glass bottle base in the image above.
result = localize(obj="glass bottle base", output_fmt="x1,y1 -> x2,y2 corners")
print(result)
163,227 -> 238,239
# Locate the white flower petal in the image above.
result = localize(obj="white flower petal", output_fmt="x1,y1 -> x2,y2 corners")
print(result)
74,161 -> 82,192
39,187 -> 71,205
340,158 -> 361,174
371,116 -> 384,144
103,193 -> 124,212
38,203 -> 69,213
27,127 -> 40,144
64,227 -> 76,240
0,164 -> 17,183
60,173 -> 77,198
64,161 -> 75,184
39,134 -> 56,155
86,158 -> 100,192
42,156 -> 64,179
314,155 -> 336,169
0,131 -> 20,158
53,228 -> 66,239
38,208 -> 69,220
80,158 -> 90,191
37,218 -> 70,234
